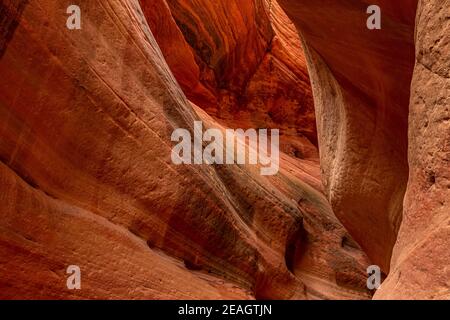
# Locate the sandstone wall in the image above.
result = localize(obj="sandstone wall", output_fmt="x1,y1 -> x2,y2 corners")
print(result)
0,0 -> 370,299
279,0 -> 449,299
375,0 -> 450,299
278,0 -> 418,272
141,0 -> 316,145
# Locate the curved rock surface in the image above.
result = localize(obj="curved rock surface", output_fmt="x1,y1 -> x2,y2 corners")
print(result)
3,0 -> 446,301
0,0 -> 371,299
279,0 -> 449,298
278,0 -> 418,272
141,0 -> 316,145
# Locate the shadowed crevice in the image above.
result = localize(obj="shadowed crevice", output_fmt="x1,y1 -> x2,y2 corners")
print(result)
0,0 -> 28,59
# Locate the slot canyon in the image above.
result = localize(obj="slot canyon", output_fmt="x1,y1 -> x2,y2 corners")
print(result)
0,0 -> 448,300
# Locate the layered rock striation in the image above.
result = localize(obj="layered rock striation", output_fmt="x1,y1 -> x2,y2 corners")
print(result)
0,0 -> 371,299
141,0 -> 316,145
2,0 -> 446,300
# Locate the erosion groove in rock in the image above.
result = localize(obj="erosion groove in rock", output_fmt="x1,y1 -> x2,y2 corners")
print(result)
0,0 -> 371,300
1,0 -> 448,301
278,0 -> 418,272
0,0 -> 28,58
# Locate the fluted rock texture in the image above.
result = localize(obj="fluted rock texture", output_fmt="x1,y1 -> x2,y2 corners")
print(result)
278,0 -> 417,272
0,0 -> 370,299
279,0 -> 449,298
1,0 -> 447,300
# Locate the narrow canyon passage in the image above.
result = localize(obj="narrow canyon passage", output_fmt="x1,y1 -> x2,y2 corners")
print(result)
277,0 -> 449,299
0,0 -> 448,300
141,0 -> 374,299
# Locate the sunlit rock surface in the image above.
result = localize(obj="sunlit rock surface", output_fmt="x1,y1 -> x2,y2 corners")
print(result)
375,0 -> 450,299
0,0 -> 371,299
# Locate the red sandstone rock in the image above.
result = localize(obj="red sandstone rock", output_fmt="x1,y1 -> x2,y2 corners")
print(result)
278,0 -> 418,272
279,0 -> 449,299
4,0 -> 448,302
141,0 -> 316,145
0,0 -> 370,300
375,0 -> 450,299
140,0 -> 217,108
